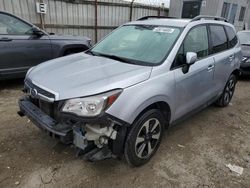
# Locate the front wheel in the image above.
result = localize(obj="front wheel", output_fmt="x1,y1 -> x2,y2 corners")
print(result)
215,74 -> 237,107
124,109 -> 165,167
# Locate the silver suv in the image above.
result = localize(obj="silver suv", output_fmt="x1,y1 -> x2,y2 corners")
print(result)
18,16 -> 241,167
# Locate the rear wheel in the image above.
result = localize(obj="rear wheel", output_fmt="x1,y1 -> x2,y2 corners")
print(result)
124,109 -> 165,167
215,74 -> 237,107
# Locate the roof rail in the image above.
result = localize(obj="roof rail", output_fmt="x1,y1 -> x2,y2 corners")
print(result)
191,15 -> 228,22
137,16 -> 176,21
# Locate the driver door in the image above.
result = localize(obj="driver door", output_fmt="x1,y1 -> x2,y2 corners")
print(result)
172,25 -> 216,120
0,12 -> 52,77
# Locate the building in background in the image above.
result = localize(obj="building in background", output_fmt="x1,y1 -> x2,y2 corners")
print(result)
169,0 -> 250,31
0,0 -> 168,43
123,0 -> 170,8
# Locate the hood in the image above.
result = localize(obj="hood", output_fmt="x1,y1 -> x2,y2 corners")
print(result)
48,34 -> 90,41
27,53 -> 152,100
241,45 -> 250,57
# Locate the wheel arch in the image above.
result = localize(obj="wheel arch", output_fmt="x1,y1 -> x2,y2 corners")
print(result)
135,101 -> 171,128
60,44 -> 89,56
130,97 -> 172,129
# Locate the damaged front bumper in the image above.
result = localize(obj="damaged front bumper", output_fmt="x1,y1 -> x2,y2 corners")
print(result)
18,97 -> 128,161
18,98 -> 72,143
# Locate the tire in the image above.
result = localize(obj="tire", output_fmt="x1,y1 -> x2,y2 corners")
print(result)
215,74 -> 237,107
124,109 -> 165,167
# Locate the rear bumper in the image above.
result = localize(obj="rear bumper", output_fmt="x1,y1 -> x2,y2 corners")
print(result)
18,97 -> 72,143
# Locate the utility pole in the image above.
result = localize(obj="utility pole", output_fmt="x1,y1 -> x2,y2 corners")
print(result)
94,0 -> 98,43
129,0 -> 135,21
39,0 -> 45,30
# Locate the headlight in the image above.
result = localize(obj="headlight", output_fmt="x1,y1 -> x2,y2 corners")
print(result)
246,58 -> 250,63
62,89 -> 122,117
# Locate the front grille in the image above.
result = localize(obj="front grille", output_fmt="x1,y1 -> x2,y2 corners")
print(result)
25,80 -> 55,99
24,80 -> 60,119
39,100 -> 55,117
29,97 -> 58,119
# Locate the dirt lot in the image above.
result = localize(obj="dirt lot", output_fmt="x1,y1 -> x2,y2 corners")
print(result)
0,78 -> 249,188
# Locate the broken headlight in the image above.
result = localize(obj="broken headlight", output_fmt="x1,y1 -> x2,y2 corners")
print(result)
62,89 -> 122,117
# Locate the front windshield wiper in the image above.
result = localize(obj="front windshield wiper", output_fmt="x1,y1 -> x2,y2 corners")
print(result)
242,43 -> 250,46
85,50 -> 98,56
97,53 -> 135,64
87,51 -> 136,64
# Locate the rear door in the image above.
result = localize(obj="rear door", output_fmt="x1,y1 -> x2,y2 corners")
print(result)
209,24 -> 237,95
0,12 -> 52,78
172,25 -> 215,120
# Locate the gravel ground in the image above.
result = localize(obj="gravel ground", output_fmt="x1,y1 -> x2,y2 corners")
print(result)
0,78 -> 249,188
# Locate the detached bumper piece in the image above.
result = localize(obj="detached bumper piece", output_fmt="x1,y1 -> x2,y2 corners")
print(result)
18,98 -> 72,144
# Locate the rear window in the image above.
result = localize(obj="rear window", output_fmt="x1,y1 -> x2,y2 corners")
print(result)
225,26 -> 238,48
210,25 -> 228,54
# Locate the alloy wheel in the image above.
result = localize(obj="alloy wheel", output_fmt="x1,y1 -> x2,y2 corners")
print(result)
224,77 -> 236,104
135,118 -> 161,159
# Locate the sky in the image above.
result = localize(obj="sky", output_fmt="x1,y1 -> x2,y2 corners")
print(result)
123,0 -> 170,8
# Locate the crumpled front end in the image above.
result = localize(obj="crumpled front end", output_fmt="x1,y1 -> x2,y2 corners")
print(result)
18,80 -> 128,161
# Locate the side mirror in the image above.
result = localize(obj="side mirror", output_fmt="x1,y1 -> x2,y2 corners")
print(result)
32,27 -> 44,36
182,52 -> 197,74
186,52 -> 197,65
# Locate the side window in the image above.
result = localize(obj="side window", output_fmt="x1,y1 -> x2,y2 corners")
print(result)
184,26 -> 209,58
210,25 -> 228,54
173,26 -> 209,67
225,26 -> 238,48
0,13 -> 32,35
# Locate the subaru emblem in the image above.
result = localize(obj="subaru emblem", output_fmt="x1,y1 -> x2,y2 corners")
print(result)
30,88 -> 38,98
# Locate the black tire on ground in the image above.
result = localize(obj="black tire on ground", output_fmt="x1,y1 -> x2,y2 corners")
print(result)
215,74 -> 237,107
124,109 -> 165,167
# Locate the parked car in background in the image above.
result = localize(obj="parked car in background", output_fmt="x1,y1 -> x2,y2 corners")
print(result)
18,16 -> 241,167
238,30 -> 250,75
0,11 -> 91,80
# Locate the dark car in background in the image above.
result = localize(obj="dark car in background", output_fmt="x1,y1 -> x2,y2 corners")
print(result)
0,11 -> 91,80
238,30 -> 250,75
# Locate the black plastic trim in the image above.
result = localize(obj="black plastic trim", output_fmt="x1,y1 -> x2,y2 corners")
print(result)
18,97 -> 71,137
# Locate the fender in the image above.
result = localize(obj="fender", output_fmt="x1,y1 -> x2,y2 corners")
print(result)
106,72 -> 176,125
59,44 -> 89,56
129,95 -> 172,124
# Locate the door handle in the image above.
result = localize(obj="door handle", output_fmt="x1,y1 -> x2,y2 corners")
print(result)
229,55 -> 234,61
207,64 -> 215,71
0,37 -> 12,42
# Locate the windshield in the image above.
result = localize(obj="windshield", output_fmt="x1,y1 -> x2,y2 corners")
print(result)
91,25 -> 181,65
238,32 -> 250,45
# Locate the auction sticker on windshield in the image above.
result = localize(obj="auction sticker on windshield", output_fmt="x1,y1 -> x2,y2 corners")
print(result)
153,27 -> 175,33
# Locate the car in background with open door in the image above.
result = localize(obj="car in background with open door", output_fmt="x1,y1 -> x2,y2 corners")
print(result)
0,11 -> 91,80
